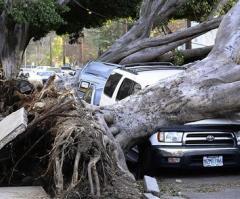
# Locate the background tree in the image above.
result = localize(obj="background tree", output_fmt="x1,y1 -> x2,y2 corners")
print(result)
0,0 -> 140,79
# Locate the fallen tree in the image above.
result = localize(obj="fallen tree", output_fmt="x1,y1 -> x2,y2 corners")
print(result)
98,0 -> 236,64
0,1 -> 240,198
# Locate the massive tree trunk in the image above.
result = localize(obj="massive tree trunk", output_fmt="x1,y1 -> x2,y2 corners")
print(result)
106,1 -> 240,149
98,0 -> 221,64
0,12 -> 31,79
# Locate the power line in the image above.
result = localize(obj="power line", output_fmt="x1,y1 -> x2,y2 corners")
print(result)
72,0 -> 106,18
71,0 -> 132,27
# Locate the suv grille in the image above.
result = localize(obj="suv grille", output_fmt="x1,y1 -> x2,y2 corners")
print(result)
183,132 -> 235,146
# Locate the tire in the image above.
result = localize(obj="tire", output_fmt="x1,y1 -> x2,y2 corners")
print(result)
136,143 -> 155,179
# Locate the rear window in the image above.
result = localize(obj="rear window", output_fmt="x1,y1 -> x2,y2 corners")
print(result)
116,78 -> 141,101
104,73 -> 122,97
84,62 -> 117,79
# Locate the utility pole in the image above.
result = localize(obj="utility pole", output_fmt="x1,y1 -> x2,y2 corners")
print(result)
185,19 -> 192,49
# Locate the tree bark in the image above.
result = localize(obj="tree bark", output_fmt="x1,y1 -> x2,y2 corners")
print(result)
0,12 -> 31,79
100,1 -> 240,150
98,0 -> 188,63
98,0 -> 222,64
156,46 -> 213,63
208,0 -> 230,20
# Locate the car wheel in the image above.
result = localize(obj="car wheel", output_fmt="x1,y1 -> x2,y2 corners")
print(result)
136,143 -> 155,179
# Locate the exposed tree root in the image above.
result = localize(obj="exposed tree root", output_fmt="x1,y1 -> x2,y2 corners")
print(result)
88,155 -> 100,197
0,79 -> 142,198
70,143 -> 81,189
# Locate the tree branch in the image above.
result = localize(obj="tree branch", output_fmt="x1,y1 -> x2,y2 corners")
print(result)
100,16 -> 221,63
210,1 -> 240,63
157,46 -> 213,63
208,0 -> 230,20
99,0 -> 188,61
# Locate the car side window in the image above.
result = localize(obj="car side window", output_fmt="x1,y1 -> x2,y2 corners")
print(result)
104,73 -> 122,97
116,78 -> 141,101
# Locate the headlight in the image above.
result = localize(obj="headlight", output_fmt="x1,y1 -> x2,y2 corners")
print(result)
234,132 -> 240,145
157,132 -> 183,143
80,81 -> 90,88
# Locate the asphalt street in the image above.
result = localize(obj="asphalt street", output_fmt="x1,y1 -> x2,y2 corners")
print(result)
156,168 -> 240,199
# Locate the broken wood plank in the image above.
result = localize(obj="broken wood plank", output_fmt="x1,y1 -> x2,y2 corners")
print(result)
0,186 -> 49,199
0,108 -> 27,150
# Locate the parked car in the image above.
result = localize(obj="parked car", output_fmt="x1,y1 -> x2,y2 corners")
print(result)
137,118 -> 240,176
19,65 -> 37,78
99,63 -> 240,177
34,66 -> 50,72
61,66 -> 75,76
100,63 -> 185,106
28,71 -> 56,84
78,61 -> 121,104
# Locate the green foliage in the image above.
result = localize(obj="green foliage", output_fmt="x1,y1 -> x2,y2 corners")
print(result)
176,0 -> 236,22
52,36 -> 63,65
8,0 -> 68,40
57,0 -> 140,42
173,50 -> 185,65
220,0 -> 237,15
0,0 -> 3,13
2,0 -> 140,42
97,18 -> 134,52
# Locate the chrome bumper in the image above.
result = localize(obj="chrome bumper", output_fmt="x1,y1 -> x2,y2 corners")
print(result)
157,147 -> 239,157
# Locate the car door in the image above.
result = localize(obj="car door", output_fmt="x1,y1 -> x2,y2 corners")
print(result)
100,72 -> 123,106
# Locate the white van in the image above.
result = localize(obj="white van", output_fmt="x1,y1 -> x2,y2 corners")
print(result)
100,64 -> 185,106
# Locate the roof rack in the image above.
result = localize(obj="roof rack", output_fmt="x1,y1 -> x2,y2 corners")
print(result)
87,60 -> 121,67
123,65 -> 185,73
120,65 -> 185,75
123,62 -> 174,67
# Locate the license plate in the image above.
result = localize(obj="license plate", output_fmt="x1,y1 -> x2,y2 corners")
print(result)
203,156 -> 223,167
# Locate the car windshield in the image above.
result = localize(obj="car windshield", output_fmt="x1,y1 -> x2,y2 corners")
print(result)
37,71 -> 55,76
83,62 -> 117,79
61,66 -> 72,70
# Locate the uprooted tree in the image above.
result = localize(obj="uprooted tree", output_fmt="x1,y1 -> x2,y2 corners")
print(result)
1,0 -> 240,198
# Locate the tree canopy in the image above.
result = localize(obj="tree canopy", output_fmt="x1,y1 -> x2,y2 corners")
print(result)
0,0 -> 140,42
0,0 -> 236,43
